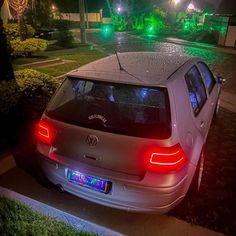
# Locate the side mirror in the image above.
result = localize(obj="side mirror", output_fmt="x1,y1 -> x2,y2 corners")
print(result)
217,76 -> 226,85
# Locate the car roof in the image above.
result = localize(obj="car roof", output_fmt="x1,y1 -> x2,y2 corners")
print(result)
68,52 -> 194,87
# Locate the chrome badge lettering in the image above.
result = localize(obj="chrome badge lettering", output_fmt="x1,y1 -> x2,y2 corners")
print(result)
88,114 -> 107,123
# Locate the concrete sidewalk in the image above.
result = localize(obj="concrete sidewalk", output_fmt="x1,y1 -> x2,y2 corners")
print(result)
0,175 -> 223,236
0,186 -> 121,236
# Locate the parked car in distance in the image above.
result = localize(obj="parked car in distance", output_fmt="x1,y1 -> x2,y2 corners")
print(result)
34,28 -> 57,40
36,52 -> 223,213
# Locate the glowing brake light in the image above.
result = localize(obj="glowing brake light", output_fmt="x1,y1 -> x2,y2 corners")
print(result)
149,144 -> 187,172
36,120 -> 53,144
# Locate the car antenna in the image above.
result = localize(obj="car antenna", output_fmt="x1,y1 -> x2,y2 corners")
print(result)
114,51 -> 143,82
115,50 -> 124,71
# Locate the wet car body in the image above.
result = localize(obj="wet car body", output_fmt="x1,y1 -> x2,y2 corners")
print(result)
36,52 -> 222,213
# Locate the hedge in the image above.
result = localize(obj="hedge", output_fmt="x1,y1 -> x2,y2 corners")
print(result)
4,23 -> 36,41
10,38 -> 47,57
0,69 -> 60,119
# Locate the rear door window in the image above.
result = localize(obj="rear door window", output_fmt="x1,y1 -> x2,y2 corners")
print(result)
46,77 -> 171,139
198,62 -> 216,93
185,66 -> 207,115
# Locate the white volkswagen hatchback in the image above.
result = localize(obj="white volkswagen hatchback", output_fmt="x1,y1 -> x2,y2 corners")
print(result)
36,52 -> 222,213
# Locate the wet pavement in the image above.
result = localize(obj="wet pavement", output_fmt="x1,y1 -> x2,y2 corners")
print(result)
0,108 -> 235,235
1,31 -> 236,235
171,108 -> 236,235
85,30 -> 236,94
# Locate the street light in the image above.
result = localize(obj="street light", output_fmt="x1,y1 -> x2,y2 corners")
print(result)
116,6 -> 122,14
187,3 -> 195,10
173,0 -> 180,5
187,3 -> 201,12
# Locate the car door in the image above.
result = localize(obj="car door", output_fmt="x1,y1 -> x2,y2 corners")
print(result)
185,65 -> 211,140
197,61 -> 218,120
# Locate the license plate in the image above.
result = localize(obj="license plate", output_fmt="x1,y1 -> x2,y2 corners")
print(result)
65,168 -> 111,194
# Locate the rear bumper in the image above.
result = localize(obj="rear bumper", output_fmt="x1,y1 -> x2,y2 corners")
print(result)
38,153 -> 190,213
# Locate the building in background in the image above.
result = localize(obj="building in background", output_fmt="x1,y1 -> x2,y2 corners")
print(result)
215,0 -> 236,48
60,9 -> 112,28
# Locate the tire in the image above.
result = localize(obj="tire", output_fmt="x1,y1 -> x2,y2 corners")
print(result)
189,147 -> 205,194
214,97 -> 220,118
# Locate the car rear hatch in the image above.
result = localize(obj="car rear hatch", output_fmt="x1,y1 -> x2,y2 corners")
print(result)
43,77 -> 171,177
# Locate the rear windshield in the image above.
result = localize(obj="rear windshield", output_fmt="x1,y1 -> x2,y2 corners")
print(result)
46,77 -> 171,139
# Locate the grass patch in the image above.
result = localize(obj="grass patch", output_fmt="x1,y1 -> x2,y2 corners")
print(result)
13,47 -> 106,77
37,50 -> 105,77
0,196 -> 96,236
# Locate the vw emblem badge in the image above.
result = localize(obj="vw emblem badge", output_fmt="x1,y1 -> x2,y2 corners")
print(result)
86,134 -> 99,146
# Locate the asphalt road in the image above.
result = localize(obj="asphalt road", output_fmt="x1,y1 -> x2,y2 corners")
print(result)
0,107 -> 234,236
1,31 -> 236,235
84,30 -> 236,95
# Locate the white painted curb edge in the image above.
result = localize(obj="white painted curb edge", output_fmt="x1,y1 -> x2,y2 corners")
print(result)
0,186 -> 122,236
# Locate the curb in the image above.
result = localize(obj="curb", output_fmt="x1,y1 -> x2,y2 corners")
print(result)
21,58 -> 62,67
0,152 -> 16,175
21,58 -> 76,69
0,186 -> 122,236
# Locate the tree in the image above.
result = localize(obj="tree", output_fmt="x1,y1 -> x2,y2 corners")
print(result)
8,0 -> 28,40
26,0 -> 53,30
0,0 -> 15,81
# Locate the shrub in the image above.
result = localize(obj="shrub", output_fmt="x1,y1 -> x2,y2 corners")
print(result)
52,19 -> 70,30
53,30 -> 74,48
0,69 -> 60,119
0,80 -> 19,115
185,29 -> 218,44
26,24 -> 36,38
4,23 -> 19,41
4,23 -> 36,40
15,69 -> 60,119
11,38 -> 47,57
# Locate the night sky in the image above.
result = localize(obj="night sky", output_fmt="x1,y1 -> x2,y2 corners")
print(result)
54,0 -> 236,16
54,0 -> 107,14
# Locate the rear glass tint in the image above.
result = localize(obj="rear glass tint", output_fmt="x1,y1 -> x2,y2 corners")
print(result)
46,77 -> 171,139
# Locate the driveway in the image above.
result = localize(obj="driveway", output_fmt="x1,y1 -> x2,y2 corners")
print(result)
1,30 -> 236,235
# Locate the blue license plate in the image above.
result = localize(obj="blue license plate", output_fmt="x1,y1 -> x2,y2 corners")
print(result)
65,168 -> 111,194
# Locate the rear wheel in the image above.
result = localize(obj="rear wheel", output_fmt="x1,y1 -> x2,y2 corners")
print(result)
214,97 -> 220,118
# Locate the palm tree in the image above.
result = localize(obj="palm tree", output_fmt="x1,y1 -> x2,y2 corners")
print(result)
8,0 -> 28,40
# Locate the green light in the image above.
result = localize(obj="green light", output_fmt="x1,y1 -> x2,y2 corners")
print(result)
144,12 -> 166,36
117,26 -> 123,31
136,25 -> 144,30
101,24 -> 113,37
145,25 -> 156,35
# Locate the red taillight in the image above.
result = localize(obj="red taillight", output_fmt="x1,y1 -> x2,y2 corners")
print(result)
148,144 -> 187,172
36,120 -> 53,144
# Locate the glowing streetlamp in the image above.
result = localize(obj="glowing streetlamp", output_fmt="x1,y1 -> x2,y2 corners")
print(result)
174,0 -> 180,5
187,3 -> 195,11
187,3 -> 201,12
52,4 -> 56,11
116,6 -> 122,14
